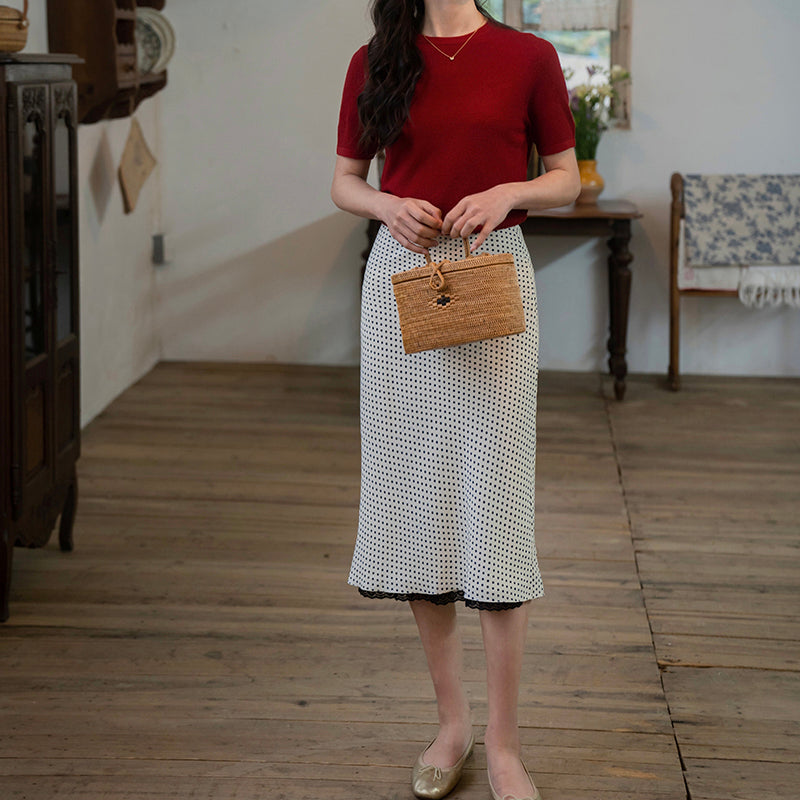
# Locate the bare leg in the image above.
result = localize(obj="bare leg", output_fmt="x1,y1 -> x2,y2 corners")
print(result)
409,600 -> 474,766
481,602 -> 538,798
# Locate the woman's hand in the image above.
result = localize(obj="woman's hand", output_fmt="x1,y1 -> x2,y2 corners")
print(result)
440,149 -> 581,251
331,157 -> 442,255
441,185 -> 515,251
379,196 -> 443,254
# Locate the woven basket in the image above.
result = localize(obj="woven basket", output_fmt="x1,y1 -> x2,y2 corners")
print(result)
0,0 -> 28,52
391,237 -> 525,354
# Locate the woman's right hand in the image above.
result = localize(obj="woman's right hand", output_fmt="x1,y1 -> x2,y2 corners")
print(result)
379,196 -> 443,254
330,157 -> 441,254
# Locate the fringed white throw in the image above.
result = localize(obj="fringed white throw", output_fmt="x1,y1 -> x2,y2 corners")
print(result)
679,175 -> 800,309
739,268 -> 800,309
677,220 -> 740,292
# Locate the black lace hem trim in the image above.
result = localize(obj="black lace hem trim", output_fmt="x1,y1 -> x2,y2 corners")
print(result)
357,588 -> 526,611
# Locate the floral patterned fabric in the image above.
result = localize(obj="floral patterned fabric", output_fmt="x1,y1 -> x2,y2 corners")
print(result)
677,219 -> 740,291
683,174 -> 800,267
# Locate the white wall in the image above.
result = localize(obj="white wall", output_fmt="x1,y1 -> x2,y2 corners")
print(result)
534,0 -> 800,376
156,1 -> 373,364
28,1 -> 162,426
73,107 -> 162,425
156,0 -> 799,377
27,0 -> 800,428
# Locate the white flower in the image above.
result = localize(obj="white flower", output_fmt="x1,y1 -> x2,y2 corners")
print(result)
610,64 -> 629,82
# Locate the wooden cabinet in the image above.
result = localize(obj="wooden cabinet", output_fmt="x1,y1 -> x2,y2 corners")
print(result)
1,55 -> 82,621
47,0 -> 168,124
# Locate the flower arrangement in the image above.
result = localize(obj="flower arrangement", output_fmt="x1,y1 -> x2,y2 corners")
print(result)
566,65 -> 630,161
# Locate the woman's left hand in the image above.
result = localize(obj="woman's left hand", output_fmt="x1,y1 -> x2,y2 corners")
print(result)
441,185 -> 515,251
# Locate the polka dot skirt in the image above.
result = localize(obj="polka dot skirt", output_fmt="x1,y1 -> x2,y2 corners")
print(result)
349,224 -> 543,610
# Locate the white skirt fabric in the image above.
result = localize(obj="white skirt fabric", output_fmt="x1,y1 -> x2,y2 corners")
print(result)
349,224 -> 542,609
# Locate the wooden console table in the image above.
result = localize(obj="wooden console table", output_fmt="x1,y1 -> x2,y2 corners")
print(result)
521,200 -> 642,400
361,199 -> 642,401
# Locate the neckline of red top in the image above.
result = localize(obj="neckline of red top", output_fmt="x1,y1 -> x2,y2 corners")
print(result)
419,19 -> 490,41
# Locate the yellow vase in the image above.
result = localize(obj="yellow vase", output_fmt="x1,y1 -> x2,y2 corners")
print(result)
576,159 -> 604,205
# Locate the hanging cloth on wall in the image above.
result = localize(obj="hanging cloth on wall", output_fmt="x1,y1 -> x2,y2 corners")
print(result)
539,0 -> 619,31
679,175 -> 800,309
118,118 -> 157,215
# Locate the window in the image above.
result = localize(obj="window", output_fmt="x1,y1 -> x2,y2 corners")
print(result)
484,0 -> 632,128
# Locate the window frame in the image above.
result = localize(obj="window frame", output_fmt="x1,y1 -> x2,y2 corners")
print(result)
500,0 -> 632,129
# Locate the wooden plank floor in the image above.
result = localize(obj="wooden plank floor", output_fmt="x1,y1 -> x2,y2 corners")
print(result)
607,375 -> 800,800
0,364 -> 796,799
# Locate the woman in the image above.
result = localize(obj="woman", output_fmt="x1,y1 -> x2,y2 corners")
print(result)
331,1 -> 579,798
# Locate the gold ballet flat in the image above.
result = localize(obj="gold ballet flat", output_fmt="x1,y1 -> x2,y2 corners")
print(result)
487,759 -> 542,800
412,732 -> 475,799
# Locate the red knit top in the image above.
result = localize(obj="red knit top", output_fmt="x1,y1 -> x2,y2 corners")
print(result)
336,21 -> 575,229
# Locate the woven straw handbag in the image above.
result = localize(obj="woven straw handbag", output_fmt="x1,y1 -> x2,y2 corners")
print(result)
0,0 -> 28,52
391,237 -> 525,354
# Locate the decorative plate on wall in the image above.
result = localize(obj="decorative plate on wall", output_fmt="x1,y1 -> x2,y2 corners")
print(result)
135,14 -> 160,74
135,7 -> 175,74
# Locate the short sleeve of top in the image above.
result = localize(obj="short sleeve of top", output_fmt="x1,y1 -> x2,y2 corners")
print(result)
337,46 -> 375,160
524,38 -> 577,157
336,23 -> 575,227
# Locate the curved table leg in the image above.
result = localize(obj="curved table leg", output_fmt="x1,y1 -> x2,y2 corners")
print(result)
607,220 -> 633,401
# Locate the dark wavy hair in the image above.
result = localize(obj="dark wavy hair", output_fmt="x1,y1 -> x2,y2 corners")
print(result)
358,0 -> 494,152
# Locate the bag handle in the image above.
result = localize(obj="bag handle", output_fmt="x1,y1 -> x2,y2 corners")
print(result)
424,237 -> 472,292
13,0 -> 29,27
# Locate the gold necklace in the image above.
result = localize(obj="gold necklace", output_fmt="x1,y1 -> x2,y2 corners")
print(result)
423,21 -> 485,62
